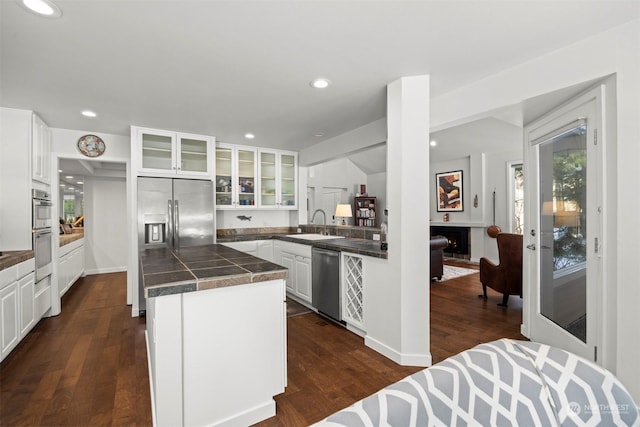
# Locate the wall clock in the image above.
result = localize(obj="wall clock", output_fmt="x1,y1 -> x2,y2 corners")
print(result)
77,134 -> 105,157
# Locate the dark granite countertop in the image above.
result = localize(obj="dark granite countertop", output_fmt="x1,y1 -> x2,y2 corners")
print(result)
0,250 -> 35,272
217,234 -> 388,259
140,244 -> 288,298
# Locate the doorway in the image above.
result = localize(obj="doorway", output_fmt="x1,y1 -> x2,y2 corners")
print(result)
524,85 -> 604,361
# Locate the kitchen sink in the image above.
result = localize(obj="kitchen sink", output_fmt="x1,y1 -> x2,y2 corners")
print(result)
286,234 -> 346,241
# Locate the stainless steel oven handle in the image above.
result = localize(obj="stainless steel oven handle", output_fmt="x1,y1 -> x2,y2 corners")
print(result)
35,229 -> 52,237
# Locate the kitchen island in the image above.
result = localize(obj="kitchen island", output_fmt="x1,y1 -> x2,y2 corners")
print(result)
140,244 -> 288,427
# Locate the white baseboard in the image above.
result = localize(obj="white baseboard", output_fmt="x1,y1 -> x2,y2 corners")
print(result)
365,335 -> 431,367
84,266 -> 127,275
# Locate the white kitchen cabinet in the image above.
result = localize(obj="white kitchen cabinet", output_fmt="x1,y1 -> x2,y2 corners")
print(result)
0,108 -> 50,251
221,241 -> 258,256
258,149 -> 298,209
133,126 -> 214,178
0,258 -> 36,362
256,240 -> 274,262
0,282 -> 19,360
280,252 -> 295,294
147,279 -> 286,426
59,239 -> 85,297
215,143 -> 257,209
294,255 -> 312,301
32,113 -> 52,185
274,241 -> 312,305
221,240 -> 274,262
18,272 -> 35,339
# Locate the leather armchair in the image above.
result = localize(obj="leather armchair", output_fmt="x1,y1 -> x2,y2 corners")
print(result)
479,233 -> 523,306
430,236 -> 448,280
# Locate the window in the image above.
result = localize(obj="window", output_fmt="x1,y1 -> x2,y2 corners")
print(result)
508,162 -> 524,234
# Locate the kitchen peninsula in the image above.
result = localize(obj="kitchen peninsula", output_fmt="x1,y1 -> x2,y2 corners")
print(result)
140,244 -> 288,427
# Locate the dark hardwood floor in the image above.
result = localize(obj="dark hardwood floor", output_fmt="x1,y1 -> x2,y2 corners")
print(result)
0,272 -> 151,427
1,263 -> 525,426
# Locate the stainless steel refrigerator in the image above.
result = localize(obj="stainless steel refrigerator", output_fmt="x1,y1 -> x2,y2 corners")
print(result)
137,177 -> 214,312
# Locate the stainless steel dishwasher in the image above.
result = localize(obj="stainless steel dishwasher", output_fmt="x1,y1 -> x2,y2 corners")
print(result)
312,247 -> 342,323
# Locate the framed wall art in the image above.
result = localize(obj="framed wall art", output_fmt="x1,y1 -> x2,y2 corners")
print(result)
436,170 -> 463,212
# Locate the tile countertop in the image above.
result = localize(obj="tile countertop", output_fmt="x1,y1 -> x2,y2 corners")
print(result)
217,233 -> 389,259
0,250 -> 34,271
140,244 -> 288,298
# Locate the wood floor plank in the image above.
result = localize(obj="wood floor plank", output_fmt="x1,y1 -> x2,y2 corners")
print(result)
1,265 -> 523,426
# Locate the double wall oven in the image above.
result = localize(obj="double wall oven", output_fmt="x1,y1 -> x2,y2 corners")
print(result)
32,189 -> 53,282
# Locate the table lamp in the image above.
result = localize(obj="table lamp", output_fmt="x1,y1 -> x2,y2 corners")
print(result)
335,204 -> 352,225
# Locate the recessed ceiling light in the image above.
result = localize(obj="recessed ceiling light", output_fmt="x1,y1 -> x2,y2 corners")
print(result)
310,78 -> 331,89
77,181 -> 83,185
58,169 -> 62,173
313,132 -> 325,137
81,110 -> 97,118
65,175 -> 73,179
244,133 -> 255,139
19,0 -> 62,17
430,140 -> 437,147
59,184 -> 65,187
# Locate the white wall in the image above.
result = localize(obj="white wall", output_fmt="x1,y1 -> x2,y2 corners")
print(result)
49,127 -> 130,314
216,210 -> 291,229
366,172 -> 387,214
83,176 -> 127,274
299,118 -> 386,166
52,128 -> 130,159
430,19 -> 640,401
306,158 -> 367,225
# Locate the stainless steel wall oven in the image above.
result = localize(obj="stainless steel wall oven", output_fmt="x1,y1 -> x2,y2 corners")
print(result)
32,189 -> 53,282
32,189 -> 52,229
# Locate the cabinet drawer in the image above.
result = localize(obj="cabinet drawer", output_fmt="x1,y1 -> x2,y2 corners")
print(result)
35,285 -> 51,318
17,258 -> 35,278
277,241 -> 312,258
0,265 -> 17,289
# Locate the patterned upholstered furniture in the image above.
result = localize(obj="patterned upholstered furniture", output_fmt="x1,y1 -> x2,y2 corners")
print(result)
479,232 -> 523,306
430,236 -> 448,281
315,339 -> 640,426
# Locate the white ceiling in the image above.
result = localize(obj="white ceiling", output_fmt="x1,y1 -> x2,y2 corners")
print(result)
2,1 -> 638,155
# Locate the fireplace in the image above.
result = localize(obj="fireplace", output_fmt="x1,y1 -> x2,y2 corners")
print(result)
431,226 -> 470,259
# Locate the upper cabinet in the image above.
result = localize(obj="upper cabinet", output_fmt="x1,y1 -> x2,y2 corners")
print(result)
1,108 -> 50,251
215,143 -> 257,209
133,126 -> 214,178
32,113 -> 51,185
258,149 -> 297,209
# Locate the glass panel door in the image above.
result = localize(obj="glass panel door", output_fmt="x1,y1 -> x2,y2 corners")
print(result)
237,149 -> 256,207
279,153 -> 296,208
215,147 -> 233,207
525,87 -> 602,362
179,136 -> 208,174
142,132 -> 174,171
538,123 -> 587,342
260,151 -> 277,208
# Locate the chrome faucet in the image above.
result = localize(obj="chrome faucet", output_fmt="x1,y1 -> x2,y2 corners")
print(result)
311,209 -> 328,234
311,209 -> 327,225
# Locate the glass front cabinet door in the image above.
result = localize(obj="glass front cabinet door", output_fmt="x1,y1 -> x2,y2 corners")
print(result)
136,127 -> 213,178
216,144 -> 257,209
258,149 -> 297,209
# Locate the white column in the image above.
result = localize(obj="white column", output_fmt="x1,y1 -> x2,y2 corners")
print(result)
385,75 -> 431,366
